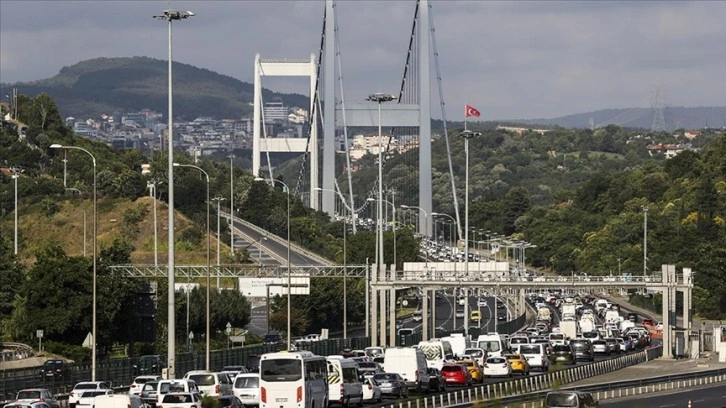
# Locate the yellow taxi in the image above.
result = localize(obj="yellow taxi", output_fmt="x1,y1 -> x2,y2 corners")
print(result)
470,310 -> 481,322
504,353 -> 530,375
456,358 -> 484,383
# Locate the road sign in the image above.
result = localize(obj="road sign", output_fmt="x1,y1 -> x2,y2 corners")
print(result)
36,330 -> 44,338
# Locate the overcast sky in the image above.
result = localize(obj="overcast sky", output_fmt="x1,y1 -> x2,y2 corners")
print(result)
1,0 -> 725,120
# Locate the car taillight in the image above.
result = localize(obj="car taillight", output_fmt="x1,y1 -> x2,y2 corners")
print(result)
502,363 -> 508,368
215,385 -> 220,394
128,404 -> 132,408
338,384 -> 344,402
261,387 -> 266,403
483,363 -> 488,368
368,383 -> 372,390
157,405 -> 163,408
297,386 -> 303,403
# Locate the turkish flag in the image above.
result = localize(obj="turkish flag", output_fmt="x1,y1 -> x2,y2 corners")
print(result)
465,104 -> 481,118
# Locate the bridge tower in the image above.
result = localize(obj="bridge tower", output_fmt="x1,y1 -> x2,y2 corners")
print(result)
320,0 -> 432,234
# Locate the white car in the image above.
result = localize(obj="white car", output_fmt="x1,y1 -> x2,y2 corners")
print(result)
477,299 -> 488,307
362,377 -> 382,403
482,357 -> 512,378
130,376 -> 162,396
183,371 -> 232,398
76,390 -> 113,408
69,382 -> 111,408
159,393 -> 202,408
232,373 -> 259,407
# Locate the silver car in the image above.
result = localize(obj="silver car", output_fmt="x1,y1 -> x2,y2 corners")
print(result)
591,340 -> 610,356
372,373 -> 409,399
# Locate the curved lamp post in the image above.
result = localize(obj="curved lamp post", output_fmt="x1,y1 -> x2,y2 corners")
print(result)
255,177 -> 291,350
173,162 -> 211,370
50,143 -> 97,380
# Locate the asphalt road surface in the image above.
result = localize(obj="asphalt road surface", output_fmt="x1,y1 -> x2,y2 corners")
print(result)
600,383 -> 726,408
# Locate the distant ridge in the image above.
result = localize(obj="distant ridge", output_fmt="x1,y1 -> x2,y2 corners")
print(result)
509,106 -> 726,130
0,56 -> 308,120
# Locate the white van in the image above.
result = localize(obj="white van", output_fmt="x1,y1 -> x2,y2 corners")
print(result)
442,333 -> 468,358
156,379 -> 200,405
515,343 -> 550,372
92,394 -> 143,408
417,340 -> 454,370
327,357 -> 364,407
382,347 -> 432,393
476,333 -> 507,358
549,332 -> 567,346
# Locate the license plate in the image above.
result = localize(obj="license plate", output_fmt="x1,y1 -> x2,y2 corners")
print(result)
276,398 -> 288,402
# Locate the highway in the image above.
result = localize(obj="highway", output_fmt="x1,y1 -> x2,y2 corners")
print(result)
600,382 -> 726,408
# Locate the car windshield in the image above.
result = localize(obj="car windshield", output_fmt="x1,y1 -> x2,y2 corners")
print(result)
553,345 -> 571,352
465,349 -> 483,357
163,395 -> 193,403
134,378 -> 154,384
16,391 -> 42,400
440,366 -> 461,373
260,359 -> 302,382
357,362 -> 376,369
188,374 -> 215,386
81,391 -> 108,398
373,373 -> 397,381
75,384 -> 99,390
487,357 -> 506,364
545,392 -> 579,407
518,345 -> 541,354
234,377 -> 258,388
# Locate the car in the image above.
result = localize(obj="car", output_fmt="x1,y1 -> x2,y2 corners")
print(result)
76,390 -> 114,408
544,391 -> 599,407
139,382 -> 160,408
570,339 -> 594,362
361,377 -> 382,403
14,389 -> 60,408
134,355 -> 163,376
3,402 -> 51,408
356,361 -> 384,379
220,366 -> 248,382
232,373 -> 259,407
477,298 -> 488,307
440,364 -> 471,387
456,359 -> 483,383
217,395 -> 244,408
641,318 -> 654,327
425,367 -> 447,392
482,356 -> 512,378
262,333 -> 282,345
91,394 -> 143,408
130,376 -> 162,396
604,338 -> 621,354
626,312 -> 639,322
183,371 -> 232,398
455,308 -> 465,318
550,345 -> 576,365
619,336 -> 634,352
504,354 -> 530,375
69,382 -> 111,408
470,310 -> 481,322
372,373 -> 409,399
158,393 -> 202,408
39,360 -> 69,381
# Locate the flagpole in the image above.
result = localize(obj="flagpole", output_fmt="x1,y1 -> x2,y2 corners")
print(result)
464,102 -> 468,131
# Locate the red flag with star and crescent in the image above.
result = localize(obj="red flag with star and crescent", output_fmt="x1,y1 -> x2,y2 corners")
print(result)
465,104 -> 481,118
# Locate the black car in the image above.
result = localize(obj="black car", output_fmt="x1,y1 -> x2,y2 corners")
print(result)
133,355 -> 163,375
217,395 -> 244,408
426,367 -> 447,392
39,360 -> 69,380
569,339 -> 594,362
626,312 -> 639,323
263,333 -> 282,345
549,344 -> 576,365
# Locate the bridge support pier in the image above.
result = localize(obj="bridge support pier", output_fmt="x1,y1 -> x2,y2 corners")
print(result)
422,288 -> 429,342
389,287 -> 396,347
371,265 -> 378,347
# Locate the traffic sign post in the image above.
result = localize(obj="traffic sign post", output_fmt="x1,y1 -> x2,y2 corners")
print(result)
36,330 -> 44,353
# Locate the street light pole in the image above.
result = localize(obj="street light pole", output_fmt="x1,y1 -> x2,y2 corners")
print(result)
50,144 -> 96,380
367,93 -> 396,301
212,197 -> 225,266
461,129 -> 480,335
11,167 -> 23,255
147,180 -> 161,269
173,162 -> 210,370
154,7 -> 194,379
256,177 -> 291,349
642,206 -> 648,278
229,155 -> 235,258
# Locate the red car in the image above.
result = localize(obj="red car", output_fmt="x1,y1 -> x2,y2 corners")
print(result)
440,364 -> 472,387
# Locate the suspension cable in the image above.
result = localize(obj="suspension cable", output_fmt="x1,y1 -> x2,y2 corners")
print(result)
429,2 -> 462,240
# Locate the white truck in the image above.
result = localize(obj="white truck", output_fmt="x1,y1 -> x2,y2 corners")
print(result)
579,316 -> 595,334
537,307 -> 552,322
559,320 -> 578,341
561,303 -> 576,317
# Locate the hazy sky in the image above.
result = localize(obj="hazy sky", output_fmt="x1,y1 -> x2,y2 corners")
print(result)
1,0 -> 725,120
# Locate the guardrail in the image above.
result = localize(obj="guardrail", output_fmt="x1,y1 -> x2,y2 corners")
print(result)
366,345 -> 664,408
0,343 -> 34,362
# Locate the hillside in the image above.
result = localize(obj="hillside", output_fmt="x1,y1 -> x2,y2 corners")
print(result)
0,56 -> 309,120
513,106 -> 726,130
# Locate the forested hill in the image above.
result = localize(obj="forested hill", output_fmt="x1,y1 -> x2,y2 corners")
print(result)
0,56 -> 308,120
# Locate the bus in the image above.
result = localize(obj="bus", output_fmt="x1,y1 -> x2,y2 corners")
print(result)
259,351 -> 328,408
